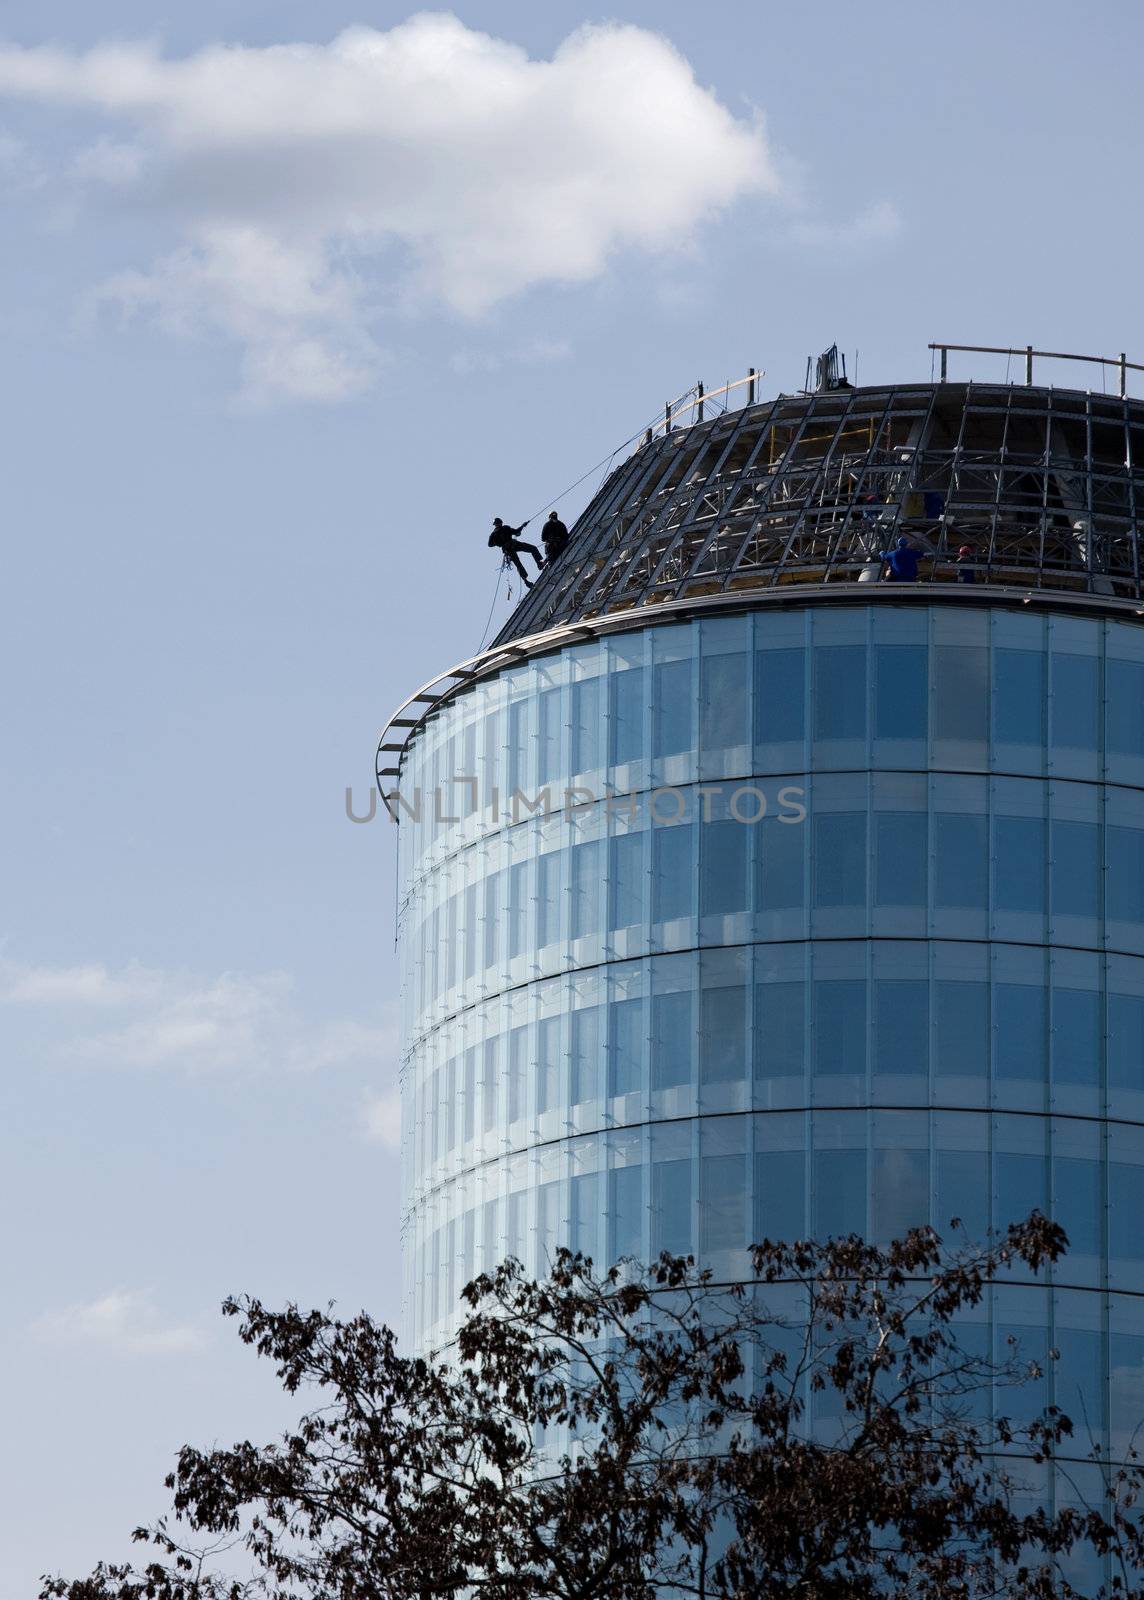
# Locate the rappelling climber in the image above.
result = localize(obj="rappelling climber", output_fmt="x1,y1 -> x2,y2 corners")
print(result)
488,517 -> 544,588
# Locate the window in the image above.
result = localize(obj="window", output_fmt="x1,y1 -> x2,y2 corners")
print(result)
814,813 -> 867,908
1108,659 -> 1144,757
754,1149 -> 805,1243
537,1016 -> 560,1115
483,870 -> 500,970
701,819 -> 747,916
1052,821 -> 1099,919
933,980 -> 988,1077
996,1150 -> 1046,1229
571,677 -> 601,772
481,1038 -> 498,1133
1053,989 -> 1101,1086
874,979 -> 928,1078
872,1146 -> 928,1241
1108,993 -> 1144,1091
571,1006 -> 602,1105
1051,654 -> 1099,753
1054,1157 -> 1102,1256
653,660 -> 692,757
994,817 -> 1047,915
701,653 -> 748,752
1108,827 -> 1144,924
609,832 -> 644,932
995,984 -> 1047,1080
813,1148 -> 866,1237
935,813 -> 988,909
700,984 -> 746,1085
653,1159 -> 692,1256
994,649 -> 1045,746
936,1149 -> 988,1240
875,813 -> 927,907
875,645 -> 928,740
570,840 -> 603,940
652,823 -> 693,922
610,668 -> 644,765
933,645 -> 988,741
537,687 -> 561,786
755,647 -> 805,743
508,861 -> 528,958
814,645 -> 867,740
1109,1163 -> 1144,1263
700,1153 -> 745,1252
758,815 -> 805,911
609,1165 -> 643,1261
755,981 -> 805,1082
463,1048 -> 476,1143
609,997 -> 643,1098
536,852 -> 561,947
508,1027 -> 527,1122
651,990 -> 692,1089
813,980 -> 867,1076
571,1172 -> 599,1255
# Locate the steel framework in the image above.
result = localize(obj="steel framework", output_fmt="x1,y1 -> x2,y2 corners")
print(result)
496,380 -> 1144,646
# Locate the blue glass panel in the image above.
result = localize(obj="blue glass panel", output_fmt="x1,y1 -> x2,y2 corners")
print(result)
934,645 -> 988,740
813,1147 -> 866,1237
874,979 -> 928,1077
1108,827 -> 1144,923
934,981 -> 989,1077
609,1165 -> 643,1261
537,852 -> 561,946
1108,993 -> 1144,1092
1054,1157 -> 1101,1256
537,1016 -> 560,1115
652,824 -> 693,922
701,819 -> 747,916
754,1149 -> 805,1243
483,871 -> 500,969
1109,1163 -> 1144,1261
875,813 -> 927,906
874,644 -> 928,739
570,1006 -> 602,1105
610,669 -> 644,765
813,644 -> 867,740
755,647 -> 805,742
996,1150 -> 1047,1229
571,677 -> 601,772
1054,1326 -> 1102,1444
1108,659 -> 1144,756
537,687 -> 561,786
995,984 -> 1047,1080
653,660 -> 692,758
508,860 -> 528,958
1051,654 -> 1100,752
755,981 -> 805,1082
508,700 -> 527,794
700,984 -> 747,1084
481,1038 -> 498,1133
701,653 -> 748,752
1052,821 -> 1099,918
609,997 -> 642,1097
935,814 -> 988,908
444,1059 -> 457,1152
609,832 -> 644,931
758,816 -> 805,910
936,1149 -> 988,1240
508,1026 -> 527,1121
813,979 -> 867,1076
463,1048 -> 476,1142
463,883 -> 478,980
814,813 -> 867,908
872,1146 -> 929,1240
1053,989 -> 1101,1086
570,840 -> 603,939
700,1152 -> 746,1252
653,1159 -> 692,1256
994,649 -> 1045,745
651,990 -> 692,1089
995,818 -> 1047,914
1110,1335 -> 1144,1459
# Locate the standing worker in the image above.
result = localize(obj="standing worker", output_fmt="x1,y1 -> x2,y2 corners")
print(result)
541,510 -> 569,564
880,535 -> 922,583
954,545 -> 977,584
488,517 -> 544,588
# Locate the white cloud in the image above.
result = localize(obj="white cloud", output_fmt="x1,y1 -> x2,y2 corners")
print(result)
361,1086 -> 401,1149
0,957 -> 393,1074
0,15 -> 778,404
34,1288 -> 204,1356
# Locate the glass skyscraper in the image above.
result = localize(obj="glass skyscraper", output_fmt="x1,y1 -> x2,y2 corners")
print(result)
386,376 -> 1144,1511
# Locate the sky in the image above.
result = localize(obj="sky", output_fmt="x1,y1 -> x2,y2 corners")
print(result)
1,0 -> 1142,1590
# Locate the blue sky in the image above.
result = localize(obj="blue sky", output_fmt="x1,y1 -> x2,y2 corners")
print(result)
1,0 -> 1142,1589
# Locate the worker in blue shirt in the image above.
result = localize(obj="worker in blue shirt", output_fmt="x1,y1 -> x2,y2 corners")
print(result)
880,536 -> 922,582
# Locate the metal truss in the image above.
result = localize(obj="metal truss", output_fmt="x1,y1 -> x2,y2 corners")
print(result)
496,381 -> 1144,646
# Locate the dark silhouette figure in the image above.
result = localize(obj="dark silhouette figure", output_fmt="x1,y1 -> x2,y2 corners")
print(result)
880,535 -> 921,583
955,545 -> 977,584
542,511 -> 569,564
488,518 -> 543,588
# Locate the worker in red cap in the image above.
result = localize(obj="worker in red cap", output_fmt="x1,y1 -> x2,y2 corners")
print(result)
954,545 -> 977,585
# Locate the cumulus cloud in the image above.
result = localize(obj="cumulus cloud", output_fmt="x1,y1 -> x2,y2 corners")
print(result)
34,1288 -> 205,1356
0,957 -> 394,1074
0,15 -> 778,403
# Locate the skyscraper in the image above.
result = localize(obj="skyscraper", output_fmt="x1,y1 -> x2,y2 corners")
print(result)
385,364 -> 1144,1501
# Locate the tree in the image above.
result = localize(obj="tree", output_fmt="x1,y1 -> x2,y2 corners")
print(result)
41,1216 -> 1144,1600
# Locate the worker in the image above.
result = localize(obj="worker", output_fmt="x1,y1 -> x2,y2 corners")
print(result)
488,517 -> 544,588
542,511 -> 569,563
954,545 -> 977,584
880,535 -> 922,583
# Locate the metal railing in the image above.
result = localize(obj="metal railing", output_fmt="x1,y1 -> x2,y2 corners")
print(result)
930,342 -> 1144,396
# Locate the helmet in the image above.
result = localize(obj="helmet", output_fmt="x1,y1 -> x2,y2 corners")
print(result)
958,546 -> 972,557
896,536 -> 909,549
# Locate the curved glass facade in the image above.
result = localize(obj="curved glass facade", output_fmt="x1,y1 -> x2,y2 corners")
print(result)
396,600 -> 1144,1481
